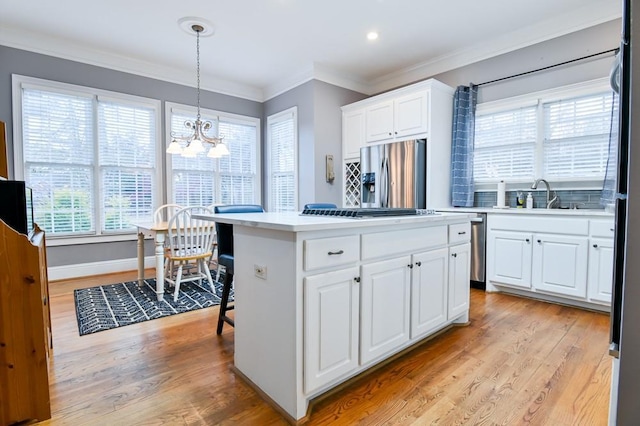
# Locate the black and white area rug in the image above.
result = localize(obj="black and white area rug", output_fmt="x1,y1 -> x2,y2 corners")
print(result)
74,278 -> 229,336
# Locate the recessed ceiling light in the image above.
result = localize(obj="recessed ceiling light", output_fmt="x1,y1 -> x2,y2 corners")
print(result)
367,32 -> 379,41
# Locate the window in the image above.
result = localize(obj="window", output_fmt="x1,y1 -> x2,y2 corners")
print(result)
13,76 -> 160,238
473,79 -> 617,185
166,103 -> 260,207
267,107 -> 297,212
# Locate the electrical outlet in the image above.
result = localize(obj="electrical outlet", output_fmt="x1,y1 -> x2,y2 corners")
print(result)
254,264 -> 267,280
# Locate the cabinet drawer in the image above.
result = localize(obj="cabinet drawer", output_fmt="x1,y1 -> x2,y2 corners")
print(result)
590,220 -> 615,238
449,222 -> 471,244
304,235 -> 359,271
361,226 -> 447,261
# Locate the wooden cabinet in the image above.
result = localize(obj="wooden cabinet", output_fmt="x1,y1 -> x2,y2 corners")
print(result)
0,221 -> 51,425
532,234 -> 588,298
448,243 -> 471,320
342,109 -> 365,160
488,230 -> 533,289
360,256 -> 412,365
0,121 -> 7,179
304,267 -> 359,393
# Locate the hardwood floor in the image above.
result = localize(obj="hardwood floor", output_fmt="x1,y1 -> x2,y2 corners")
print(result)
41,271 -> 612,425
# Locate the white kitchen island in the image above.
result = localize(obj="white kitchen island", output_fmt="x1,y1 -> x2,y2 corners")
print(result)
197,211 -> 474,422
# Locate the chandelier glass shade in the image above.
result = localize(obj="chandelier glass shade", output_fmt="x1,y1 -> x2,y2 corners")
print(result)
167,23 -> 229,158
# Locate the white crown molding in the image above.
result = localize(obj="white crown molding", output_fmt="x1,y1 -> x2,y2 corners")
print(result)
0,25 -> 264,102
370,11 -> 622,94
263,64 -> 316,101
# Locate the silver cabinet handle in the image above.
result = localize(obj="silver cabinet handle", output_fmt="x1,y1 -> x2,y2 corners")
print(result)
328,250 -> 344,255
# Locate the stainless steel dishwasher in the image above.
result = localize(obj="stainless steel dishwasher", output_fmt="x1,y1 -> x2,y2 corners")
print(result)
470,213 -> 487,289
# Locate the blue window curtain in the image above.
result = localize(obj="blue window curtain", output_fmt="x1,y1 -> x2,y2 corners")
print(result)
450,84 -> 478,207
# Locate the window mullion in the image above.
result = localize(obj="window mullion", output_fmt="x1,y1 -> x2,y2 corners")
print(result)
93,95 -> 102,236
535,100 -> 544,179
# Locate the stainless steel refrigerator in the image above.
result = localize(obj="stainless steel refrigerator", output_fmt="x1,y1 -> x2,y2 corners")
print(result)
360,139 -> 426,209
609,0 -> 640,423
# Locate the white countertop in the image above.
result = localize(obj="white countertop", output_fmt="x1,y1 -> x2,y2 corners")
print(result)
194,211 -> 476,232
437,207 -> 614,217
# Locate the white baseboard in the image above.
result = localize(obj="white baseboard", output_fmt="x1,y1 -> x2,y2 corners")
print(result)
48,256 -> 157,281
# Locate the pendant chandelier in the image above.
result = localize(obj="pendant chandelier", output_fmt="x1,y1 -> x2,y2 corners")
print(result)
167,23 -> 229,158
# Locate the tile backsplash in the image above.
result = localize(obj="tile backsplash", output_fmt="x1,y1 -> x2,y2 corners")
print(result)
474,189 -> 603,209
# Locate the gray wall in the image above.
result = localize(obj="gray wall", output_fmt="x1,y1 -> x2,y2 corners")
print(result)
263,80 -> 366,209
0,45 -> 262,267
432,20 -> 620,102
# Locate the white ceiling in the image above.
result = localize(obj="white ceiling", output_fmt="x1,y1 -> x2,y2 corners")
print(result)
0,0 -> 621,101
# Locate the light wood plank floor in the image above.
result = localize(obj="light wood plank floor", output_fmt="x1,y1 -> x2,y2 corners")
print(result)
41,271 -> 612,425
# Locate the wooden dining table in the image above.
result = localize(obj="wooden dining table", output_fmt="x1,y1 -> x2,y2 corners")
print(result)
133,221 -> 170,301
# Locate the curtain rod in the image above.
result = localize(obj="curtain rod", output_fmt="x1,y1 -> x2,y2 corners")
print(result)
475,47 -> 619,87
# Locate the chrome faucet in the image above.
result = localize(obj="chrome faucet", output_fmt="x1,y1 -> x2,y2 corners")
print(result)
531,178 -> 558,209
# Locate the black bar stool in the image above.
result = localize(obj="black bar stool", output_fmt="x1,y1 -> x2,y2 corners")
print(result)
214,204 -> 264,334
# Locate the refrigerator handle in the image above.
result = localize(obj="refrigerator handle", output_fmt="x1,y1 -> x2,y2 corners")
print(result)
381,157 -> 389,208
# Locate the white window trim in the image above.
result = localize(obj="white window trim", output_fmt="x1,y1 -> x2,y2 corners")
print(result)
266,106 -> 298,212
164,101 -> 261,206
11,74 -> 163,244
474,77 -> 613,191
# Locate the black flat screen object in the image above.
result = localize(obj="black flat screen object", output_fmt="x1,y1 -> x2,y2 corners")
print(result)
0,180 -> 35,236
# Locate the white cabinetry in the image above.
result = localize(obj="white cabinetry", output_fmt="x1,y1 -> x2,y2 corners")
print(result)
365,92 -> 429,143
341,79 -> 454,208
360,256 -> 412,364
488,231 -> 533,289
532,234 -> 588,298
486,213 -> 614,310
304,267 -> 359,393
342,109 -> 365,160
227,213 -> 473,421
588,219 -> 615,305
448,243 -> 471,319
410,248 -> 448,339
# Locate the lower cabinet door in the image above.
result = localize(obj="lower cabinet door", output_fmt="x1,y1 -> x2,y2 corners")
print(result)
360,256 -> 411,365
532,234 -> 588,298
304,267 -> 359,393
411,248 -> 448,338
487,231 -> 533,289
448,243 -> 471,320
588,238 -> 614,304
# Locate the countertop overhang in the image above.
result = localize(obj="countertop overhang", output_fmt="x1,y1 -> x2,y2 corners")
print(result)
193,211 -> 476,232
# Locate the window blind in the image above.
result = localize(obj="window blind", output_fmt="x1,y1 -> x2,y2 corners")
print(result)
22,89 -> 95,234
169,110 -> 259,206
268,111 -> 296,212
20,83 -> 158,237
473,106 -> 536,181
543,92 -> 618,179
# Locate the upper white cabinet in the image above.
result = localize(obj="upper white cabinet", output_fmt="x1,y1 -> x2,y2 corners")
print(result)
341,79 -> 452,160
341,79 -> 454,209
365,92 -> 429,143
342,109 -> 365,160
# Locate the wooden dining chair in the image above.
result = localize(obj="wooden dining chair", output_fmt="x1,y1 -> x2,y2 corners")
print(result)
153,203 -> 184,224
214,204 -> 265,334
164,206 -> 216,302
